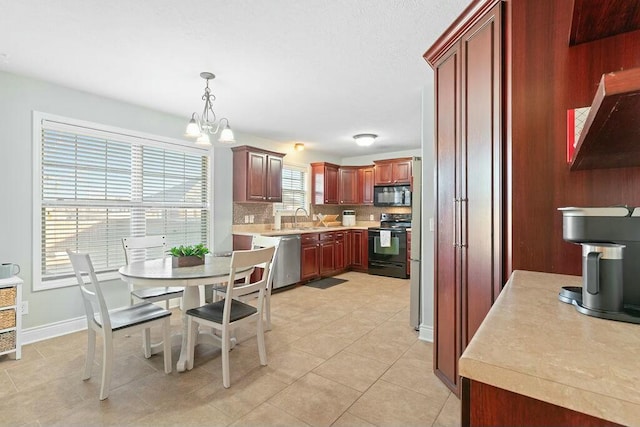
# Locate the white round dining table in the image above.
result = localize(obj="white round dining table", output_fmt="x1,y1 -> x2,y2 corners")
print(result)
119,256 -> 253,372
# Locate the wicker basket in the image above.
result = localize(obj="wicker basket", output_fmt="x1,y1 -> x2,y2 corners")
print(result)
0,287 -> 16,308
0,330 -> 15,353
0,309 -> 15,330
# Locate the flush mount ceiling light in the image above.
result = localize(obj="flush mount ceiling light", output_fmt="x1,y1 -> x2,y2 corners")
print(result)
353,133 -> 377,147
185,72 -> 235,147
294,143 -> 305,151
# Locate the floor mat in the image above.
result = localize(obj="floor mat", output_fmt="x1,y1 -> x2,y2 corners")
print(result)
304,277 -> 348,289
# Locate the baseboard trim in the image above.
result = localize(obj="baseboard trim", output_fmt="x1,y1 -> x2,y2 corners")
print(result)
419,324 -> 433,342
22,316 -> 87,345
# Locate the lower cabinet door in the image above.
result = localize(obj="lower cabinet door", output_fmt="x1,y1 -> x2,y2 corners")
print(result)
301,244 -> 320,280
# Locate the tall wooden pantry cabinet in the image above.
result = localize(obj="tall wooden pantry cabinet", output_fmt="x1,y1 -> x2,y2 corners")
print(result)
424,0 -> 503,396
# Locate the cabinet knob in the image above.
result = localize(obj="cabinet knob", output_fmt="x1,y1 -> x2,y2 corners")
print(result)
263,197 -> 266,200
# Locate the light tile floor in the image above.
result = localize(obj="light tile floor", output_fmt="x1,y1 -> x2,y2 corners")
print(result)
0,271 -> 460,426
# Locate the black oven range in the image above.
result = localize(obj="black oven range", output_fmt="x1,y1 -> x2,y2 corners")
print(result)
368,213 -> 411,279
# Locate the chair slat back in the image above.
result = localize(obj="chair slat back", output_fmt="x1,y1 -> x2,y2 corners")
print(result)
227,246 -> 275,300
122,235 -> 166,264
66,249 -> 112,332
251,235 -> 281,291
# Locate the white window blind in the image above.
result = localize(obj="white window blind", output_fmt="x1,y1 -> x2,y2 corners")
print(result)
35,114 -> 210,289
278,165 -> 307,212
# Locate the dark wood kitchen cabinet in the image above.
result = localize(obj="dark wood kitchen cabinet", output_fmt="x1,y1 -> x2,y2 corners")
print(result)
338,167 -> 359,205
319,232 -> 336,275
373,158 -> 412,185
344,230 -> 353,267
358,166 -> 375,205
425,0 -> 503,397
311,162 -> 339,205
300,233 -> 320,281
334,231 -> 345,271
351,229 -> 368,272
232,146 -> 285,202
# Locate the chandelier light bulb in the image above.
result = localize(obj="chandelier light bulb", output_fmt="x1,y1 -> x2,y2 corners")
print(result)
195,133 -> 211,147
185,116 -> 200,137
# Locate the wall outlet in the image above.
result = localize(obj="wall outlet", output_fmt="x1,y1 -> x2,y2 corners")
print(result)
244,215 -> 249,223
369,214 -> 375,221
312,214 -> 318,220
429,217 -> 435,232
21,301 -> 28,315
249,215 -> 255,223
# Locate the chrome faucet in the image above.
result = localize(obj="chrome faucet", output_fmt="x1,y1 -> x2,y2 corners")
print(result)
294,207 -> 309,228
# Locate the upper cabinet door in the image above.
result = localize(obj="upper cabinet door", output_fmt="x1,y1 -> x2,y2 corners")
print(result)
374,158 -> 412,185
392,160 -> 412,184
247,152 -> 268,201
266,155 -> 283,202
232,145 -> 286,202
338,167 -> 359,204
359,166 -> 375,204
311,162 -> 340,204
374,162 -> 393,185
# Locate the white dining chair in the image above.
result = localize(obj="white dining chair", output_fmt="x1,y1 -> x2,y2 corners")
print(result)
122,235 -> 184,309
185,246 -> 275,388
122,235 -> 183,358
213,235 -> 280,331
67,249 -> 172,400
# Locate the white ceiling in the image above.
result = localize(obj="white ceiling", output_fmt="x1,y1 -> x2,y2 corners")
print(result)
0,0 -> 471,157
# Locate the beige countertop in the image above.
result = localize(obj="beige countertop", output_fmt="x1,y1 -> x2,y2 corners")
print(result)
232,223 -> 374,237
459,270 -> 640,426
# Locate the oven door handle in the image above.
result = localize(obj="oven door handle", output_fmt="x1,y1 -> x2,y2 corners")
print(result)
369,260 -> 406,268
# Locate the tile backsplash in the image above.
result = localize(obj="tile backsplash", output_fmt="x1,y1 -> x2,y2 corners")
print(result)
233,202 -> 411,225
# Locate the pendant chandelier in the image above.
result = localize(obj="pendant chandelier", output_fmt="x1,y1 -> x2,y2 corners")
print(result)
185,72 -> 235,146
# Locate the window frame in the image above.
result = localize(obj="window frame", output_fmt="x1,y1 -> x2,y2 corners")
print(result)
32,111 -> 213,291
273,162 -> 310,217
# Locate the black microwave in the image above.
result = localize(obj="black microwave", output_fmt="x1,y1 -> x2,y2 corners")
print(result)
373,185 -> 411,207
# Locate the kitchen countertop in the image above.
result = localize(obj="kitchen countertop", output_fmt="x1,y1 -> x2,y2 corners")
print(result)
459,270 -> 640,426
232,223 -> 373,237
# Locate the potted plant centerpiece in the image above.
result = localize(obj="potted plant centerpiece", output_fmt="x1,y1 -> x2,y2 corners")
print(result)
169,243 -> 210,268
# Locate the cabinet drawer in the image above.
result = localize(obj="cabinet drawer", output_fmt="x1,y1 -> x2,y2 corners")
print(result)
301,233 -> 320,245
0,309 -> 15,330
0,287 -> 16,308
334,232 -> 344,240
319,232 -> 335,242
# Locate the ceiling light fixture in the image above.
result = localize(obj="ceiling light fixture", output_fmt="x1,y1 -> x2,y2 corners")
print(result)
185,72 -> 235,146
294,143 -> 305,151
353,133 -> 377,147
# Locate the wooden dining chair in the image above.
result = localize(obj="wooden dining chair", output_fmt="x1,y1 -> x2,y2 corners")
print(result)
185,246 -> 275,388
67,249 -> 172,400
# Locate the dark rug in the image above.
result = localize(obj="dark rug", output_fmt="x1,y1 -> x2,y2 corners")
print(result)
305,277 -> 348,289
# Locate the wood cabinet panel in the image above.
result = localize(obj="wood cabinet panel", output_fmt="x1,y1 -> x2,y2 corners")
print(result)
311,162 -> 339,205
433,43 -> 461,395
301,234 -> 320,281
373,158 -> 412,185
358,166 -> 375,205
232,146 -> 285,202
351,230 -> 368,271
266,155 -> 283,201
460,7 -> 502,348
344,230 -> 353,267
334,232 -> 345,271
338,167 -> 359,205
462,378 -> 623,427
427,0 -> 502,396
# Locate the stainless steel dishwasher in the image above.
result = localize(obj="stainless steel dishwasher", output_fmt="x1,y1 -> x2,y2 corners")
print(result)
272,234 -> 301,289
